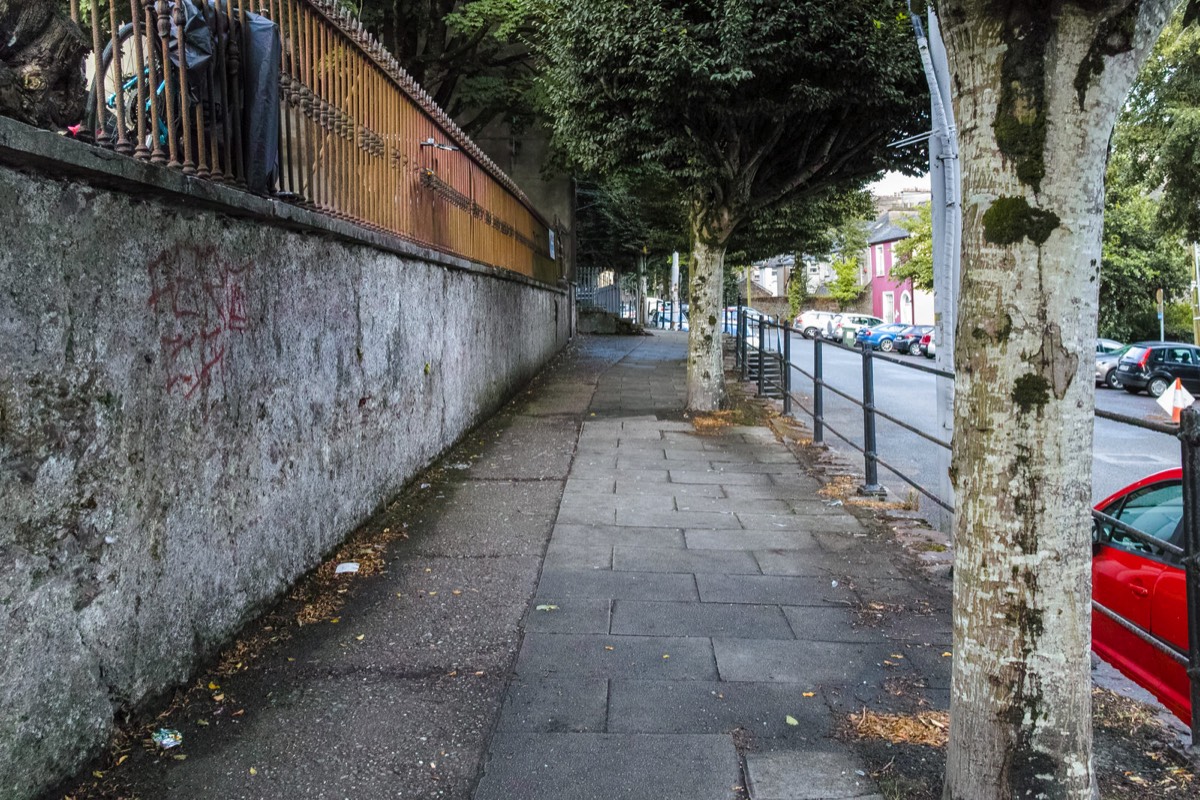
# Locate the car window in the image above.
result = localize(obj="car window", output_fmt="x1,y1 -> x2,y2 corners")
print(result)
1166,348 -> 1194,365
1100,481 -> 1183,554
1122,346 -> 1148,363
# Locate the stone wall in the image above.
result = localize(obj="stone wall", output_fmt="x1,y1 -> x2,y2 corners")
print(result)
0,125 -> 569,798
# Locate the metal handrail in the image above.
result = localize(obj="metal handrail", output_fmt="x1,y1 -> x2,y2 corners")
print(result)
731,301 -> 1200,737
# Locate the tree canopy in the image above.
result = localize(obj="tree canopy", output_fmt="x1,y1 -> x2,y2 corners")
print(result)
890,202 -> 933,291
344,0 -> 536,134
535,0 -> 927,408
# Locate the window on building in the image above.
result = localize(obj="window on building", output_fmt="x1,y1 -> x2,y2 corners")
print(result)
874,244 -> 885,277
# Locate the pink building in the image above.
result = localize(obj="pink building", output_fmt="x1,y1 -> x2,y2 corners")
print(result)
864,213 -> 934,326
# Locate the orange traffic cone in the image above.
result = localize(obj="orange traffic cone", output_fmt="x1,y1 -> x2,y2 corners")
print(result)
1156,378 -> 1195,424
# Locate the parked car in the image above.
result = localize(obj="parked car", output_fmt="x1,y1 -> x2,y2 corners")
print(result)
795,309 -> 840,339
855,322 -> 909,351
1095,343 -> 1136,389
1097,338 -> 1124,354
917,329 -> 935,358
831,314 -> 884,343
1114,342 -> 1200,398
1092,468 -> 1186,723
723,306 -> 764,335
894,325 -> 934,355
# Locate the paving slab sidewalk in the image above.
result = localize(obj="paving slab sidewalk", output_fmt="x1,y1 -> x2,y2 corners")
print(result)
474,333 -> 951,800
54,333 -> 951,800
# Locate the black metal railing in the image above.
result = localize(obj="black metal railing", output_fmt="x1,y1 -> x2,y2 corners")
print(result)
728,302 -> 1200,740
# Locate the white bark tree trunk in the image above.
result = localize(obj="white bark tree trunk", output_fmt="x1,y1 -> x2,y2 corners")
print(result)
686,204 -> 735,412
938,2 -> 1174,798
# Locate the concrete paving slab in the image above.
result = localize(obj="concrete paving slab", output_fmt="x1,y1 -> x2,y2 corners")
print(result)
736,513 -> 865,532
564,477 -> 616,495
615,479 -> 726,498
607,679 -> 834,738
515,633 -> 719,681
611,600 -> 794,639
474,733 -> 739,800
687,530 -> 820,552
554,504 -> 618,525
613,545 -> 761,575
524,598 -> 612,635
537,568 -> 698,601
559,493 -> 679,513
551,524 -> 687,549
571,467 -> 673,483
781,606 -> 891,643
714,639 -> 902,685
615,507 -> 744,529
697,573 -> 856,606
754,548 -> 842,576
669,470 -> 776,485
495,677 -> 610,733
543,543 -> 614,571
674,497 -> 793,514
721,484 -> 827,500
746,749 -> 882,799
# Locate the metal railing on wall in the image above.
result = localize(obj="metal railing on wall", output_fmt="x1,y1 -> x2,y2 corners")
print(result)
729,302 -> 1200,742
69,0 -> 558,284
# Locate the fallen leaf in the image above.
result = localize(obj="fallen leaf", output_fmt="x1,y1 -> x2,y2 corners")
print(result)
212,693 -> 225,702
474,670 -> 485,676
92,771 -> 104,779
604,646 -> 615,651
785,715 -> 799,726
116,755 -> 128,766
428,591 -> 438,596
356,634 -> 365,641
941,652 -> 951,658
802,692 -> 815,698
196,719 -> 210,727
173,754 -> 187,761
208,681 -> 221,691
535,604 -> 559,612
250,767 -> 257,775
330,617 -> 340,624
452,589 -> 463,596
890,654 -> 904,659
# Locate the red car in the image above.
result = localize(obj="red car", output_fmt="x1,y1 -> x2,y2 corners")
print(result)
1092,468 -> 1186,722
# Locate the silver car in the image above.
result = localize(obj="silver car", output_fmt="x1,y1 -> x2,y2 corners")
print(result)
1095,342 -> 1131,389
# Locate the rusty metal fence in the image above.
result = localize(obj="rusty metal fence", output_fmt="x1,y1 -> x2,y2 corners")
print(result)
70,0 -> 558,284
731,303 -> 1200,740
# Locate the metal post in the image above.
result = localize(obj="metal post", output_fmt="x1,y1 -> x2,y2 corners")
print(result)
757,315 -> 766,397
814,339 -> 824,444
782,319 -> 792,415
1179,406 -> 1200,746
860,347 -> 885,496
734,307 -> 744,381
735,306 -> 743,370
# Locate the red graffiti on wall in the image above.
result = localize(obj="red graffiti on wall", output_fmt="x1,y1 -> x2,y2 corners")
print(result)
147,245 -> 253,398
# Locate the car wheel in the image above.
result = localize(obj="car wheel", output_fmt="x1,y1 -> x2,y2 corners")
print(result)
804,327 -> 819,339
1148,376 -> 1170,398
1124,385 -> 1142,395
1104,369 -> 1120,390
879,338 -> 894,352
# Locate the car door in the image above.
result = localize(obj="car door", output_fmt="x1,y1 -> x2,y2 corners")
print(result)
1168,346 -> 1200,393
1092,477 -> 1187,721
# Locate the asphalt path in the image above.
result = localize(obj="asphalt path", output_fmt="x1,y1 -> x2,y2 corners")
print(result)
770,332 -> 1181,514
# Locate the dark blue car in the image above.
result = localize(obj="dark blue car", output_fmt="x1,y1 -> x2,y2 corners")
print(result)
855,323 -> 910,352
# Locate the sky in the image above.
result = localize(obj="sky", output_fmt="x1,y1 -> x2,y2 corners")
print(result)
869,171 -> 930,197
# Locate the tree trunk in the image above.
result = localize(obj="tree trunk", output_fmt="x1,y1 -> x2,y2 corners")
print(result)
938,3 -> 1174,798
0,0 -> 88,128
686,202 -> 736,412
